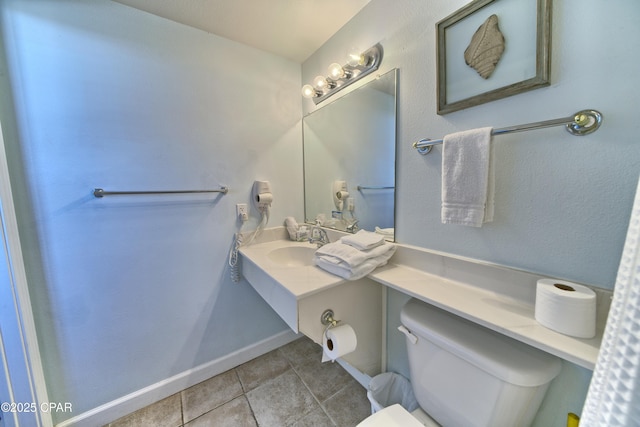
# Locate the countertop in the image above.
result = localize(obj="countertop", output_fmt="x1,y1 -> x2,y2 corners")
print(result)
239,227 -> 609,370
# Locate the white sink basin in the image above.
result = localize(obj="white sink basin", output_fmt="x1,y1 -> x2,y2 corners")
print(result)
267,246 -> 317,267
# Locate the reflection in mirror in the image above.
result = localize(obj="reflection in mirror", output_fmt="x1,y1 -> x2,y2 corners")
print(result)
303,69 -> 396,239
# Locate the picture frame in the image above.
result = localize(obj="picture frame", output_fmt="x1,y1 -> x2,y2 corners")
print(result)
436,0 -> 551,115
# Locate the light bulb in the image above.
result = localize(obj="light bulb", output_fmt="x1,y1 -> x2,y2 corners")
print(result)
301,84 -> 318,99
313,75 -> 329,90
346,50 -> 364,67
328,63 -> 350,80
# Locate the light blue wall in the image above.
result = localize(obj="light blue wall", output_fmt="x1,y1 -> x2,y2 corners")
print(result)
303,0 -> 640,290
0,0 -> 302,422
2,0 -> 639,424
303,0 -> 640,425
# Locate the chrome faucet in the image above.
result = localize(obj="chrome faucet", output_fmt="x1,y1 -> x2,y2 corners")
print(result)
346,219 -> 359,233
309,224 -> 330,247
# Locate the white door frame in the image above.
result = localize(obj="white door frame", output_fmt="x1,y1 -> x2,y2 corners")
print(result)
0,120 -> 52,427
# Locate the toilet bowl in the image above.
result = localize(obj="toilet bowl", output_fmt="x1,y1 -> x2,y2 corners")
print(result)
357,298 -> 561,427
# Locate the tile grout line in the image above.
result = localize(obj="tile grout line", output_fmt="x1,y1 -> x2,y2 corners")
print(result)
181,369 -> 251,427
233,368 -> 261,427
180,388 -> 184,427
286,355 -> 339,427
276,348 -> 328,425
277,343 -> 369,426
267,351 -> 318,426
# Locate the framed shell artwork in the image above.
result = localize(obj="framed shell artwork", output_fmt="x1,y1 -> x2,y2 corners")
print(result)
436,0 -> 551,115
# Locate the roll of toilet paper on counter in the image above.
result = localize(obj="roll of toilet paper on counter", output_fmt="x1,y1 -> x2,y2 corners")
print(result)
534,279 -> 596,338
322,324 -> 357,363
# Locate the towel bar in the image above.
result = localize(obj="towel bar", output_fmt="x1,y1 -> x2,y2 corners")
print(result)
412,109 -> 603,155
93,187 -> 228,198
357,186 -> 394,191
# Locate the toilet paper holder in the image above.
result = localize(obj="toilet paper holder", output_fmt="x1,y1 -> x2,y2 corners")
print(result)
321,309 -> 341,337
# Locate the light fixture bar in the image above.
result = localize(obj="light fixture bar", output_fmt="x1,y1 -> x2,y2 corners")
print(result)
304,44 -> 383,105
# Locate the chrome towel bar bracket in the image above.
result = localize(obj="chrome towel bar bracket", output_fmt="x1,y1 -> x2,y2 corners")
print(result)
412,109 -> 603,155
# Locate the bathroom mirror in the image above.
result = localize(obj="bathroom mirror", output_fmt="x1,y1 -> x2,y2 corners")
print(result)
303,68 -> 397,238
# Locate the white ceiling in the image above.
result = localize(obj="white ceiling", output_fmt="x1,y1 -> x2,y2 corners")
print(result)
112,0 -> 371,63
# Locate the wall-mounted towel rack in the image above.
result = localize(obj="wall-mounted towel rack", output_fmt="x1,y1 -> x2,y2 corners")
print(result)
412,109 -> 603,155
357,185 -> 395,191
93,187 -> 228,198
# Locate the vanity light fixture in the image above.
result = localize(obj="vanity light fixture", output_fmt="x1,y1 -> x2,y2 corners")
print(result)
301,43 -> 383,105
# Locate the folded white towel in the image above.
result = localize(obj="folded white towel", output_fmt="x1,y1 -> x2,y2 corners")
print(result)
441,127 -> 495,227
341,229 -> 385,250
374,227 -> 394,236
315,241 -> 395,268
375,227 -> 394,241
316,244 -> 396,268
314,253 -> 392,280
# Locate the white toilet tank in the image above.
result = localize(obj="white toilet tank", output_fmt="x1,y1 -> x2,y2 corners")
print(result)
401,298 -> 561,427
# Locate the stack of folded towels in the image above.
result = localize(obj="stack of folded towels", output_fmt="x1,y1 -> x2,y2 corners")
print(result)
313,230 -> 396,280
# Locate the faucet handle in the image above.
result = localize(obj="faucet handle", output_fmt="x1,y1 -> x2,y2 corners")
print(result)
309,225 -> 330,247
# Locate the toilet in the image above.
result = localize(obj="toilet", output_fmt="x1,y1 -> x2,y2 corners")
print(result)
358,298 -> 562,427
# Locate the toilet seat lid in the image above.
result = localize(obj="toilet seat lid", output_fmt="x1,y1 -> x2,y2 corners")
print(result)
356,404 -> 424,427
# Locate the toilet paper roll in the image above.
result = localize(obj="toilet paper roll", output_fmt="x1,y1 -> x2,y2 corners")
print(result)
322,324 -> 357,363
255,192 -> 273,204
534,279 -> 596,338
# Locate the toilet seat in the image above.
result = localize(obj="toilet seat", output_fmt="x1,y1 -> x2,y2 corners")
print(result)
356,404 -> 425,427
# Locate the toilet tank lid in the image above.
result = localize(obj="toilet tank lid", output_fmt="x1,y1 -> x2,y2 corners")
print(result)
401,299 -> 561,387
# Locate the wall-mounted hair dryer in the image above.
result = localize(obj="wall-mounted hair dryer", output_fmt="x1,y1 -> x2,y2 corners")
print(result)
252,180 -> 273,213
333,180 -> 349,211
230,181 -> 273,283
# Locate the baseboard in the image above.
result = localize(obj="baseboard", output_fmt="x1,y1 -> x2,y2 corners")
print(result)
56,330 -> 299,427
336,358 -> 372,389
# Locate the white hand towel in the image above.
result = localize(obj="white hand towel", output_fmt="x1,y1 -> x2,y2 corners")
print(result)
316,243 -> 396,269
315,241 -> 395,268
340,229 -> 385,250
314,252 -> 394,280
441,127 -> 495,227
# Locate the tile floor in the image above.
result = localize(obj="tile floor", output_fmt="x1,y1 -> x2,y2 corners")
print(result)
106,336 -> 371,427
